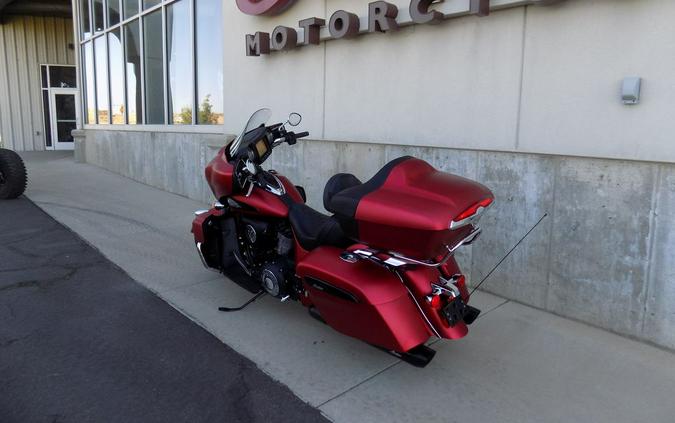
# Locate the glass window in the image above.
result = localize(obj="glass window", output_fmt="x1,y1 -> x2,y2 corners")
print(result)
108,0 -> 121,26
195,0 -> 223,124
124,20 -> 142,124
108,29 -> 125,124
42,91 -> 52,147
83,42 -> 96,124
93,0 -> 104,32
41,65 -> 48,88
123,0 -> 139,19
49,66 -> 77,88
143,9 -> 164,124
167,0 -> 192,124
94,36 -> 109,123
80,0 -> 224,127
80,0 -> 91,38
143,0 -> 161,10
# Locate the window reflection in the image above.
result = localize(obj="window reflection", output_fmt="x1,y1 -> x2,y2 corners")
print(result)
124,20 -> 142,124
80,0 -> 91,38
167,0 -> 192,124
108,0 -> 121,26
143,0 -> 161,10
83,42 -> 96,124
93,0 -> 104,32
196,0 -> 223,124
109,29 -> 125,124
49,66 -> 77,88
94,36 -> 109,123
123,0 -> 139,19
143,10 -> 164,124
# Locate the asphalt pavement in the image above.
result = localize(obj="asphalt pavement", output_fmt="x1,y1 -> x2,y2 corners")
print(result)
0,197 -> 328,423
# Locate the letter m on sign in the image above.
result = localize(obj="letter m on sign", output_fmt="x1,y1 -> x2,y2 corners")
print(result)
246,32 -> 271,56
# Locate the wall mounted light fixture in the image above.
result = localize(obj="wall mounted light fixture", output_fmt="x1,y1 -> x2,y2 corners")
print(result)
622,77 -> 642,105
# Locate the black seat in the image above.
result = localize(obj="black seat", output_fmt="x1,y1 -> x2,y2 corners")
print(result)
324,156 -> 412,218
323,173 -> 363,211
288,202 -> 350,251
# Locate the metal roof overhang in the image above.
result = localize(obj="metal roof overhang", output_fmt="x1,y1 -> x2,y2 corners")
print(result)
0,0 -> 72,22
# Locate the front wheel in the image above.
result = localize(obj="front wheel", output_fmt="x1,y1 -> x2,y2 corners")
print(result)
0,148 -> 27,199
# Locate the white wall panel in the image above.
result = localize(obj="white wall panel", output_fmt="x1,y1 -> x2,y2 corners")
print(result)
221,1 -> 327,138
323,2 -> 524,151
518,0 -> 675,162
0,16 -> 75,151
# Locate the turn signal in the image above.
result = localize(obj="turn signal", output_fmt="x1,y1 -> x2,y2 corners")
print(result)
426,294 -> 443,310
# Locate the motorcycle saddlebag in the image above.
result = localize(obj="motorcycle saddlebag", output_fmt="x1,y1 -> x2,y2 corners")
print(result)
296,246 -> 432,352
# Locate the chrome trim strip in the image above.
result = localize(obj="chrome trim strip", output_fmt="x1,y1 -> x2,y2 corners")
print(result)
383,257 -> 407,267
194,209 -> 209,216
268,173 -> 287,195
431,283 -> 460,299
394,271 -> 441,339
195,242 -> 218,273
233,250 -> 252,276
390,227 -> 482,268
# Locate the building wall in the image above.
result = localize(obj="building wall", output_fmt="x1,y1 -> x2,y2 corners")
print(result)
78,128 -> 675,351
0,16 -> 75,151
77,0 -> 675,349
222,0 -> 675,163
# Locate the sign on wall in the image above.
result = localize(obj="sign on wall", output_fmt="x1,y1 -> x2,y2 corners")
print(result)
241,0 -> 566,57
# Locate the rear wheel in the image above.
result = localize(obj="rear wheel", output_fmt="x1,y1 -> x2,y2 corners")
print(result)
0,148 -> 27,199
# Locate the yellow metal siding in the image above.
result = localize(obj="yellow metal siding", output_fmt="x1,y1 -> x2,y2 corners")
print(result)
0,16 -> 74,151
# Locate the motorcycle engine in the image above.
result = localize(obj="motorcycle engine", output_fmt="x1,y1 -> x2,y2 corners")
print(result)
260,261 -> 291,298
236,217 -> 295,298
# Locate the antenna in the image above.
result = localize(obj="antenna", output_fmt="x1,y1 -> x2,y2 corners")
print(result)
468,213 -> 549,299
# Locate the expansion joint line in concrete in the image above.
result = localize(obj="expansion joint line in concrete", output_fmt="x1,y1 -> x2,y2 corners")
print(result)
514,5 -> 528,151
317,360 -> 402,409
317,298 -> 512,409
641,164 -> 662,335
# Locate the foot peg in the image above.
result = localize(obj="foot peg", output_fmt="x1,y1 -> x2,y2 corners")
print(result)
218,291 -> 266,312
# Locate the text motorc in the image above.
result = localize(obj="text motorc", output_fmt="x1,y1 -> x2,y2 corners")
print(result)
245,0 -> 565,56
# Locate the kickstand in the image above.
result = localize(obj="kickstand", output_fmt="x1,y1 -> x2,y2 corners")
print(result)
218,291 -> 266,312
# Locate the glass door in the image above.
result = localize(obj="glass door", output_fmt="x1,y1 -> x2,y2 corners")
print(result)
49,88 -> 80,151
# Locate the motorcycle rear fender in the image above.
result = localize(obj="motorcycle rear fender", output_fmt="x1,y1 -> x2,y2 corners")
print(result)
297,246 -> 432,352
401,266 -> 469,340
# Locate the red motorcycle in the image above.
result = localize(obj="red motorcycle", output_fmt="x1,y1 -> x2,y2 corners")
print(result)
192,109 -> 494,366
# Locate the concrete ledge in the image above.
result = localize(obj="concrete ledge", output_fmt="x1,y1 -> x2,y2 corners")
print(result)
77,128 -> 675,351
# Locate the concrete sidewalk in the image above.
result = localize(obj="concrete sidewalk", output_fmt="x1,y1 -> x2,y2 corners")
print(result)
21,152 -> 675,422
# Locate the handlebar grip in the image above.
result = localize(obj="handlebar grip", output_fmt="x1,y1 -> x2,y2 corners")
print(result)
295,131 -> 310,139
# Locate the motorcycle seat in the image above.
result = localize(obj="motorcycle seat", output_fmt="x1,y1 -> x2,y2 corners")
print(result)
323,156 -> 412,218
288,202 -> 350,251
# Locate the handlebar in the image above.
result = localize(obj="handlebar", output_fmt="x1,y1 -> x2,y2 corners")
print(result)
278,131 -> 309,146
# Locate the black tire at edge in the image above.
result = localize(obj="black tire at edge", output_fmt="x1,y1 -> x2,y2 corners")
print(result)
0,148 -> 28,199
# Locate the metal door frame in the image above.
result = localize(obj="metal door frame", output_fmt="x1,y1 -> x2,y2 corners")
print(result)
48,88 -> 81,151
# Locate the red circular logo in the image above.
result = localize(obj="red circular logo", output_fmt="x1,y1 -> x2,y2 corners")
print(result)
236,0 -> 297,16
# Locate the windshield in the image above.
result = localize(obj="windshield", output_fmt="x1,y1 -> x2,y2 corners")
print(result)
229,108 -> 272,156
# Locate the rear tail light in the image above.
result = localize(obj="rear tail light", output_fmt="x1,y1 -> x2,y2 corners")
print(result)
426,294 -> 443,310
450,197 -> 493,230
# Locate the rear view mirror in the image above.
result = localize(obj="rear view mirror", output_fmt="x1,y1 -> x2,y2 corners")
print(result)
287,112 -> 302,127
